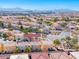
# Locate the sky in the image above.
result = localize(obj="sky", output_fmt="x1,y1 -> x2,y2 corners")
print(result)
0,0 -> 79,10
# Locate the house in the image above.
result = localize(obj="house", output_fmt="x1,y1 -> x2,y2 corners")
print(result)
14,31 -> 24,41
67,22 -> 77,30
0,52 -> 75,59
3,42 -> 16,53
49,52 -> 75,59
30,52 -> 49,59
0,54 -> 10,59
30,52 -> 75,59
16,42 -> 30,52
10,54 -> 29,59
52,22 -> 63,30
0,56 -> 10,59
40,40 -> 53,51
31,41 -> 41,52
24,33 -> 41,41
46,31 -> 70,41
0,43 -> 4,53
70,52 -> 79,59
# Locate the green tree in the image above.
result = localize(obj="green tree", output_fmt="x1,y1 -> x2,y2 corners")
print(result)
62,17 -> 70,21
27,18 -> 32,22
25,47 -> 31,53
21,28 -> 29,33
71,38 -> 78,44
61,37 -> 79,50
8,28 -> 13,31
15,47 -> 20,53
66,37 -> 71,41
53,17 -> 59,22
17,38 -> 21,41
20,25 -> 23,31
72,44 -> 79,51
38,18 -> 43,24
77,19 -> 79,22
45,21 -> 52,26
70,38 -> 79,50
61,37 -> 72,49
0,32 -> 2,37
3,33 -> 8,40
61,23 -> 67,27
53,39 -> 61,46
0,21 -> 4,28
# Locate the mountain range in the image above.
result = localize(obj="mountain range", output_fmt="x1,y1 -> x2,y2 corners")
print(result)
0,8 -> 78,16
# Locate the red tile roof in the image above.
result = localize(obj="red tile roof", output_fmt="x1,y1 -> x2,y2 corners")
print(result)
31,52 -> 49,59
0,52 -> 74,59
24,33 -> 41,38
0,57 -> 9,59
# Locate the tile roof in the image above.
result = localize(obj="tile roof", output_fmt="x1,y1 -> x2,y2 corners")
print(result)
0,57 -> 7,59
31,52 -> 49,59
49,52 -> 72,59
24,33 -> 41,38
0,52 -> 75,59
0,56 -> 10,59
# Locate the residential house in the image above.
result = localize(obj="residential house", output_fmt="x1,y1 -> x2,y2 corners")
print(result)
3,42 -> 16,53
10,54 -> 29,59
30,52 -> 49,59
0,43 -> 4,53
49,52 -> 75,59
24,33 -> 41,41
70,52 -> 79,59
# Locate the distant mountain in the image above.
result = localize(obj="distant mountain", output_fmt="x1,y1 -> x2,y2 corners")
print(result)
0,8 -> 78,16
54,9 -> 75,12
0,8 -> 78,12
0,8 -> 26,11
